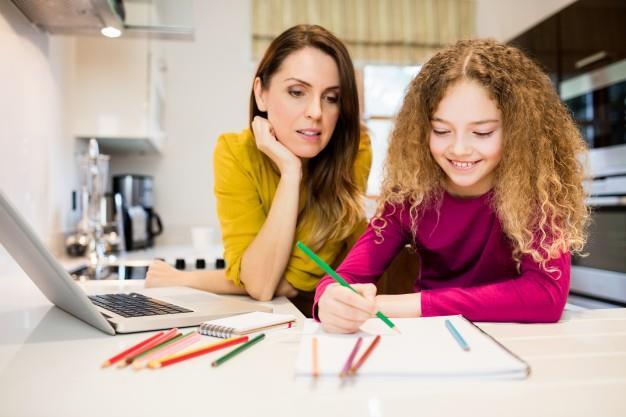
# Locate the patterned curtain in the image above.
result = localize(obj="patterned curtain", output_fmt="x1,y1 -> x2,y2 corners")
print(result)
252,0 -> 476,64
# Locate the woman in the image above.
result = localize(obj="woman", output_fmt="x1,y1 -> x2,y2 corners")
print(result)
146,25 -> 372,316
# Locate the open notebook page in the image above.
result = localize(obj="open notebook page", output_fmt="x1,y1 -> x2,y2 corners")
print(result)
295,315 -> 529,379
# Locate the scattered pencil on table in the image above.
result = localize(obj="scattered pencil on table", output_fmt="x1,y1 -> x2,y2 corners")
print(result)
128,332 -> 186,367
211,333 -> 266,368
340,337 -> 362,378
296,241 -> 401,334
101,330 -> 167,368
134,331 -> 201,370
148,335 -> 249,369
312,336 -> 319,378
348,335 -> 381,376
445,319 -> 470,351
123,329 -> 182,366
116,328 -> 180,368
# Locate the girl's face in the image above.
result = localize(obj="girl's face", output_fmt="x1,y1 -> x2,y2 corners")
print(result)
429,80 -> 503,197
254,47 -> 341,159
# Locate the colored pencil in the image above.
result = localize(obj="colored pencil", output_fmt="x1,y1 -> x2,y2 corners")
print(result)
148,335 -> 249,369
138,331 -> 202,368
348,335 -> 381,375
296,241 -> 400,333
211,333 -> 266,367
312,336 -> 319,378
445,319 -> 470,351
101,331 -> 165,368
133,331 -> 199,369
124,331 -> 183,365
116,328 -> 180,368
340,337 -> 363,377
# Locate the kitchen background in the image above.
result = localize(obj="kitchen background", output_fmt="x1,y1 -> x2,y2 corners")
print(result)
1,0 -> 623,305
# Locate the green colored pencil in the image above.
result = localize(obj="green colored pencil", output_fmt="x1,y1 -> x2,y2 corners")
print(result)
211,333 -> 266,367
296,240 -> 400,333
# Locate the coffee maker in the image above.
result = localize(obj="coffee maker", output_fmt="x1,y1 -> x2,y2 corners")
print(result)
113,174 -> 163,250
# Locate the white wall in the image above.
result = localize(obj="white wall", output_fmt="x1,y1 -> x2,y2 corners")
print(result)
110,0 -> 254,245
475,0 -> 577,41
0,1 -> 76,270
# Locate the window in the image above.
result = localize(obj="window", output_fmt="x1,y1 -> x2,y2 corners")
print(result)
363,65 -> 421,196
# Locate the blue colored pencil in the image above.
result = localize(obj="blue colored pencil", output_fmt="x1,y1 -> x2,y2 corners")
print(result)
445,319 -> 470,351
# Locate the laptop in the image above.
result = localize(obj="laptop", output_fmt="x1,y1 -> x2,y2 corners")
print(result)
0,191 -> 271,335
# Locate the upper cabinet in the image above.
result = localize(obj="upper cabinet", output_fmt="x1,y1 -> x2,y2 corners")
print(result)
558,0 -> 626,81
509,15 -> 560,85
511,0 -> 626,87
71,37 -> 166,154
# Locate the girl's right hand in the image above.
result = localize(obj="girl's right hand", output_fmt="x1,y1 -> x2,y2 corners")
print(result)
318,283 -> 377,333
251,116 -> 301,176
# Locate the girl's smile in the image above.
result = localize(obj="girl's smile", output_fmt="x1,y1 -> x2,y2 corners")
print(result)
429,79 -> 503,198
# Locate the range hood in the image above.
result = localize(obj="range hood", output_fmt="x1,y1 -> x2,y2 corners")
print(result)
10,0 -> 194,40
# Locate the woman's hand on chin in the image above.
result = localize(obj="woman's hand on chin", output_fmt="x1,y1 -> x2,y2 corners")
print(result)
252,116 -> 301,176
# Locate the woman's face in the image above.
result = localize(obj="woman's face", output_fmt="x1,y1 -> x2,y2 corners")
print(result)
254,47 -> 341,159
429,79 -> 503,197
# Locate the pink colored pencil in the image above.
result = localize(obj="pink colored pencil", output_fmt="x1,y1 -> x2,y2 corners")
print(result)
340,337 -> 362,377
349,335 -> 381,375
138,331 -> 202,369
116,328 -> 179,368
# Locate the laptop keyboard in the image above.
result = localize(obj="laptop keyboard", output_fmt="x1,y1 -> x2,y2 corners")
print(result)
88,293 -> 193,318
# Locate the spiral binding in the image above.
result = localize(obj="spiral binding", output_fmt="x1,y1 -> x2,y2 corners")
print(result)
198,322 -> 235,338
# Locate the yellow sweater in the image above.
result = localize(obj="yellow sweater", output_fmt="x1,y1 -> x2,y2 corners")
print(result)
213,128 -> 372,292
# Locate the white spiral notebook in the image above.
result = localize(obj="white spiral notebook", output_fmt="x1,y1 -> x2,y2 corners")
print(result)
295,315 -> 530,379
198,311 -> 297,338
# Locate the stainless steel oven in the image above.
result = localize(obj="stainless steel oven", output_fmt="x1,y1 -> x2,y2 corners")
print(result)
561,59 -> 626,307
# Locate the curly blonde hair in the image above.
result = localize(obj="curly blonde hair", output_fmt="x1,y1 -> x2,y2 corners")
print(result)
375,39 -> 589,273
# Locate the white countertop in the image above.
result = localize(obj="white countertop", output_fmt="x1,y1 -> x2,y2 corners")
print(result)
1,266 -> 626,417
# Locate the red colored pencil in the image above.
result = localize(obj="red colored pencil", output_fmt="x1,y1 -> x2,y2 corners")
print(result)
149,335 -> 249,369
101,331 -> 165,368
348,335 -> 381,375
116,328 -> 179,368
122,329 -> 182,365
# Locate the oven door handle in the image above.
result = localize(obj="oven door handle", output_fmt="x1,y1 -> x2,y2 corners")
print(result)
586,196 -> 626,207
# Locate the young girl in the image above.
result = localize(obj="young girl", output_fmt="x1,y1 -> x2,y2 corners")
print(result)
146,25 -> 371,316
315,39 -> 589,332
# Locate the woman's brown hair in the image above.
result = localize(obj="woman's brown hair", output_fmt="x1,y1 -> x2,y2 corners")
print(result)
250,24 -> 364,248
376,39 -> 589,273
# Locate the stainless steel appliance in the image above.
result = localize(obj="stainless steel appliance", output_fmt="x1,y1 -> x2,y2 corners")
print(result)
561,59 -> 626,306
113,174 -> 163,251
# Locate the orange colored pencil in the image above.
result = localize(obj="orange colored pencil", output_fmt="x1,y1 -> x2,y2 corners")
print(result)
148,335 -> 249,369
116,328 -> 179,368
101,331 -> 165,368
312,337 -> 319,378
348,335 -> 381,375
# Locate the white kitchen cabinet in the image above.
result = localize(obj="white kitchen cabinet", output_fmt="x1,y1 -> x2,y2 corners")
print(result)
71,36 -> 166,154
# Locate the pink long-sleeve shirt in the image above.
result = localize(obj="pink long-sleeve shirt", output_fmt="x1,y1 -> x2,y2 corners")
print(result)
313,191 -> 570,323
